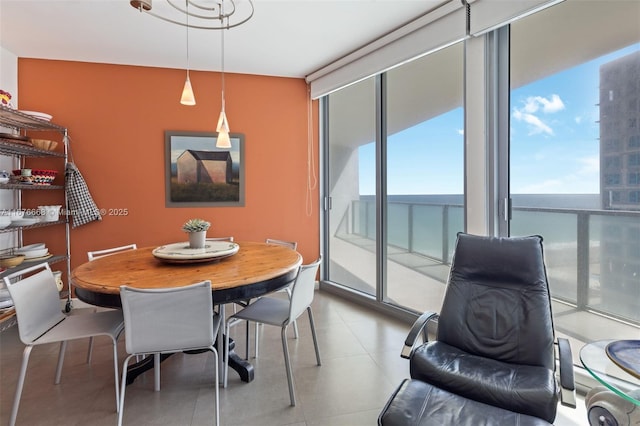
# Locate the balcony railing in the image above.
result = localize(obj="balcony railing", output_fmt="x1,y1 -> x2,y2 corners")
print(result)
349,199 -> 640,326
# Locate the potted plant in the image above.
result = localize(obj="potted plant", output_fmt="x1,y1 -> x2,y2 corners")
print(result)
182,218 -> 211,249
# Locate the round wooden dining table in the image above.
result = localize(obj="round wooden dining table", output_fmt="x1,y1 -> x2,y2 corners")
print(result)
71,240 -> 303,385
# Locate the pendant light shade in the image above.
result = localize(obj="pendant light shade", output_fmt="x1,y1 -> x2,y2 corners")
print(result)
180,74 -> 196,105
216,130 -> 231,148
215,24 -> 231,148
216,109 -> 229,133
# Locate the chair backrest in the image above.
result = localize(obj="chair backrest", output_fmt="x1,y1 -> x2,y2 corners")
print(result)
3,263 -> 65,345
120,281 -> 214,354
88,243 -> 137,261
437,233 -> 555,369
288,257 -> 322,322
206,237 -> 234,242
265,238 -> 298,250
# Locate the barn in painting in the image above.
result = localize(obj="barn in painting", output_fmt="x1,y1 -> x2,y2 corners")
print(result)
176,150 -> 232,184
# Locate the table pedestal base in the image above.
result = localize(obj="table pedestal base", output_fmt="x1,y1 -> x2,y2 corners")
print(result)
125,337 -> 254,385
585,386 -> 640,426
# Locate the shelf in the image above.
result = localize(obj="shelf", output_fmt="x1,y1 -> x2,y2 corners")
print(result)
0,183 -> 65,191
0,104 -> 72,317
0,219 -> 67,234
0,183 -> 64,190
0,105 -> 65,132
0,139 -> 65,158
0,254 -> 68,280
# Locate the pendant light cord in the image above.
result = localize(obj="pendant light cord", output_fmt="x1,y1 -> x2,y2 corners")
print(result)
220,17 -> 225,110
306,86 -> 317,217
186,0 -> 190,78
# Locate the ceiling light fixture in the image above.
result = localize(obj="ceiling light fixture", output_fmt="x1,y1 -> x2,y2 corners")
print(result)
130,0 -> 254,146
130,0 -> 254,30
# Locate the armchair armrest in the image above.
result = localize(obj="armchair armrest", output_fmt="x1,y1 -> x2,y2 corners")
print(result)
401,311 -> 439,359
556,337 -> 576,408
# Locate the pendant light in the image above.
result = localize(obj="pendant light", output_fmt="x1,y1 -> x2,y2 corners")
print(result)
180,0 -> 196,105
216,22 -> 231,148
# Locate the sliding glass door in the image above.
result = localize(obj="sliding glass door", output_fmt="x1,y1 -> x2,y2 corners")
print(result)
509,1 -> 640,345
324,41 -> 465,313
384,43 -> 464,313
325,77 -> 377,297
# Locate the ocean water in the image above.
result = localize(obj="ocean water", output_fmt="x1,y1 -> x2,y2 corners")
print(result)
374,193 -> 602,209
356,193 -> 632,258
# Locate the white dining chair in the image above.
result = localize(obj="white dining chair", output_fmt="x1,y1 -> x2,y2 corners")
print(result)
3,262 -> 124,426
118,281 -> 221,426
80,243 -> 138,363
228,238 -> 300,359
224,257 -> 322,405
254,238 -> 300,355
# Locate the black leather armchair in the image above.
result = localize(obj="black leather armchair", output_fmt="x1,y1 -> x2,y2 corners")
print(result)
381,233 -> 576,425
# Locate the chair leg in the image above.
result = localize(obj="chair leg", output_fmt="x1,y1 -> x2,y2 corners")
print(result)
54,341 -> 67,384
9,345 -> 33,426
245,320 -> 250,360
217,304 -> 226,387
154,353 -> 161,391
285,287 -> 299,339
224,321 -> 230,388
254,322 -> 259,358
211,346 -> 220,426
118,355 -> 135,426
281,326 -> 296,406
307,307 -> 321,366
111,338 -> 120,413
86,337 -> 94,363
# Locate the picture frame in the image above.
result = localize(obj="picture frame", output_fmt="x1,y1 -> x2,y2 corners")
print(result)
164,130 -> 245,207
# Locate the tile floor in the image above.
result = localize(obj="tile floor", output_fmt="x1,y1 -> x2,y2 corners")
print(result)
0,290 -> 588,425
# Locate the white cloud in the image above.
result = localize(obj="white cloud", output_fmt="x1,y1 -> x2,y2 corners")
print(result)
538,94 -> 565,113
575,116 -> 583,124
456,128 -> 464,136
514,109 -> 554,135
513,94 -> 565,136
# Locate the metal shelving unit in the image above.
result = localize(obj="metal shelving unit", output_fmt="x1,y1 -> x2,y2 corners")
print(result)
0,105 -> 71,323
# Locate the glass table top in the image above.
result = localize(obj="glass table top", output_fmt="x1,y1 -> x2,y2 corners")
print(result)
580,339 -> 640,406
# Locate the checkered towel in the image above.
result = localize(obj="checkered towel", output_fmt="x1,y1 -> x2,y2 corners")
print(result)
65,162 -> 102,228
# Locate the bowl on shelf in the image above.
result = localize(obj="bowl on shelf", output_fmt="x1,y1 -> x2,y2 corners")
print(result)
17,243 -> 46,251
0,177 -> 9,184
13,169 -> 58,185
30,139 -> 58,151
15,247 -> 49,259
0,254 -> 25,268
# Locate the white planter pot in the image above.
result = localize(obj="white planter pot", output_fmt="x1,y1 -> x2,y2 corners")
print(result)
188,231 -> 207,249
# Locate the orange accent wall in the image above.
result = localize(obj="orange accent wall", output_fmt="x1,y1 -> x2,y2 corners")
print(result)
18,59 -> 319,277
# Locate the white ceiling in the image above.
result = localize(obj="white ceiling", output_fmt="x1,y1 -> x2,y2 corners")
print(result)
0,0 -> 440,79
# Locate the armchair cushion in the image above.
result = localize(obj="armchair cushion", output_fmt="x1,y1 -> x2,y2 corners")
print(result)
379,379 -> 552,426
410,341 -> 558,422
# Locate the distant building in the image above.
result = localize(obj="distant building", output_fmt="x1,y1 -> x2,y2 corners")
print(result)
176,150 -> 232,184
599,50 -> 640,211
598,50 -> 640,320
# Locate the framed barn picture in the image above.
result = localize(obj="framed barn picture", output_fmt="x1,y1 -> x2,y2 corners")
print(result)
164,130 -> 245,207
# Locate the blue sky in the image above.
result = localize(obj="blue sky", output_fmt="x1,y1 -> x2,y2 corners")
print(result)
359,42 -> 639,196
